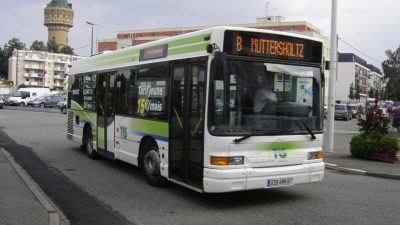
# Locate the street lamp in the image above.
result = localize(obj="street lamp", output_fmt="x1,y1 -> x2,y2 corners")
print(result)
86,21 -> 99,56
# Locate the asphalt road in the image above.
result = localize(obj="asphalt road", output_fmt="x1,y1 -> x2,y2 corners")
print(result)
0,109 -> 399,225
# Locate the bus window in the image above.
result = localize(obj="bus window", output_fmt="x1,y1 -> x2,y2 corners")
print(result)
115,69 -> 135,115
135,65 -> 168,120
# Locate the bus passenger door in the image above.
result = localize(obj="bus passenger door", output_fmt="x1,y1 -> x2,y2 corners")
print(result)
169,62 -> 206,190
97,73 -> 116,154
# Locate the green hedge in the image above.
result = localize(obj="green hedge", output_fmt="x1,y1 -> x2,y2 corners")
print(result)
350,134 -> 398,163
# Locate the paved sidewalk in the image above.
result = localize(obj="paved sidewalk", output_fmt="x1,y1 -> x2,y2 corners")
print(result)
324,148 -> 400,180
0,148 -> 61,225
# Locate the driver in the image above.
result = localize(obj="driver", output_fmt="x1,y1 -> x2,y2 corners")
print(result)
253,73 -> 277,114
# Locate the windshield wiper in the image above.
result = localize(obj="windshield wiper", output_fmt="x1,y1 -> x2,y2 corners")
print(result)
255,115 -> 317,140
296,120 -> 316,140
233,131 -> 264,143
233,130 -> 294,143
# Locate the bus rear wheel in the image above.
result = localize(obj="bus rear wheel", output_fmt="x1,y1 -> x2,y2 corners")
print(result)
84,127 -> 98,159
140,141 -> 166,187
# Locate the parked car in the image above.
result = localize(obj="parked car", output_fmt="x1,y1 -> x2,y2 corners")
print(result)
28,95 -> 64,108
27,96 -> 46,107
335,104 -> 352,120
7,88 -> 50,106
0,98 -> 3,109
57,100 -> 67,114
349,104 -> 358,118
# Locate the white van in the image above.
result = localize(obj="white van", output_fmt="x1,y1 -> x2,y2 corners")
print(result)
8,88 -> 50,106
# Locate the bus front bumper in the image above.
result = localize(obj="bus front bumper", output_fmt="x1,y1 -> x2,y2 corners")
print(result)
203,162 -> 324,193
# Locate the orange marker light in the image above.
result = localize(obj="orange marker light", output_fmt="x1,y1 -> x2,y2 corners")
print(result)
316,151 -> 324,159
210,157 -> 229,166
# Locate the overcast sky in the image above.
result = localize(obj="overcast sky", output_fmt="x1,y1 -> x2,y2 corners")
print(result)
1,0 -> 399,68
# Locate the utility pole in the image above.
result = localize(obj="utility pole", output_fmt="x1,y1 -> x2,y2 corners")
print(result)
325,0 -> 338,153
16,49 -> 19,88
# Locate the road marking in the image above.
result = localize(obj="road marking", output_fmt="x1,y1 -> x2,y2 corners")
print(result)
0,114 -> 7,119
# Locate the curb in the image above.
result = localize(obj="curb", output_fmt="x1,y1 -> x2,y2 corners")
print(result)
325,163 -> 400,180
1,148 -> 61,225
1,106 -> 62,114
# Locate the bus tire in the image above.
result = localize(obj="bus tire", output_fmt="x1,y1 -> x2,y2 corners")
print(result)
140,141 -> 166,187
83,126 -> 98,159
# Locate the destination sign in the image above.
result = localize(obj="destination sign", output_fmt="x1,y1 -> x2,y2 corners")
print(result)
224,31 -> 322,64
139,44 -> 168,61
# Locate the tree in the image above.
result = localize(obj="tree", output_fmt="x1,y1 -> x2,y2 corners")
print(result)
382,45 -> 400,101
30,40 -> 47,51
354,83 -> 361,101
368,87 -> 375,98
1,80 -> 14,87
348,83 -> 355,102
59,45 -> 74,55
0,47 -> 5,79
47,40 -> 59,53
374,89 -> 380,99
0,38 -> 26,80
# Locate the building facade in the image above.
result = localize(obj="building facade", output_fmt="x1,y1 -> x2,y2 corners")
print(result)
336,53 -> 383,103
44,0 -> 74,49
8,50 -> 84,91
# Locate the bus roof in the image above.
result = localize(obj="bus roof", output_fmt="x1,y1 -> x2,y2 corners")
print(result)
70,26 -> 323,75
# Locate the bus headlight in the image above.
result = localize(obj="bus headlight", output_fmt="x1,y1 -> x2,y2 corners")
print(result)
211,156 -> 244,166
308,151 -> 324,160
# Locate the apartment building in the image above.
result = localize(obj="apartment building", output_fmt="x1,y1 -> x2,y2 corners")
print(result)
336,53 -> 383,103
8,50 -> 84,91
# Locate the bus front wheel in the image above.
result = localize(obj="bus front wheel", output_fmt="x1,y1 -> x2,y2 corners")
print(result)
84,127 -> 98,159
140,141 -> 166,187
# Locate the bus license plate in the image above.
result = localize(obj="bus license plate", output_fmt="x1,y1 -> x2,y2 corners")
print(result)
266,177 -> 293,188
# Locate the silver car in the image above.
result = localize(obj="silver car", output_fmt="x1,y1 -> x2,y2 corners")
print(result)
335,104 -> 352,121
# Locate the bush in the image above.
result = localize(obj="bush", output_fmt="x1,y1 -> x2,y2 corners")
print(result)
350,134 -> 398,163
357,107 -> 390,135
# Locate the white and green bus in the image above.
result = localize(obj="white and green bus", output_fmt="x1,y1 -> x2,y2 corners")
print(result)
67,26 -> 325,193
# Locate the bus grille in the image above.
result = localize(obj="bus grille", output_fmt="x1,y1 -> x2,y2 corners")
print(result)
67,111 -> 74,140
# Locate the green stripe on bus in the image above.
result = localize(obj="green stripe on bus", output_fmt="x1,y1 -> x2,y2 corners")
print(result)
70,101 -> 97,125
168,34 -> 210,48
168,42 -> 209,56
130,118 -> 168,138
90,42 -> 209,70
87,33 -> 211,69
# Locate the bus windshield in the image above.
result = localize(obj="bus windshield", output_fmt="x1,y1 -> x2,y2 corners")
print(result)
209,60 -> 322,135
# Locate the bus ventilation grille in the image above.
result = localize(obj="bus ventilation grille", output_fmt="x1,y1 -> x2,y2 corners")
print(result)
67,111 -> 74,140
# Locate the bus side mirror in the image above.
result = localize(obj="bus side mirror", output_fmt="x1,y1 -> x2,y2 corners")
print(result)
211,52 -> 228,81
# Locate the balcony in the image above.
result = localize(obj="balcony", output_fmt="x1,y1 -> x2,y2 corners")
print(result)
24,55 -> 46,62
23,81 -> 45,86
24,73 -> 45,78
54,66 -> 65,72
53,82 -> 65,87
24,64 -> 45,70
55,58 -> 70,64
53,75 -> 65,80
